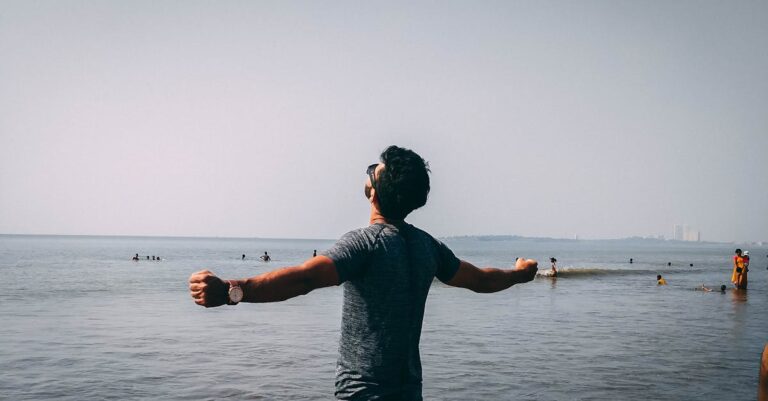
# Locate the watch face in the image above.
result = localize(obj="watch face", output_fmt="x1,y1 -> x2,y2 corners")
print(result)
229,286 -> 243,303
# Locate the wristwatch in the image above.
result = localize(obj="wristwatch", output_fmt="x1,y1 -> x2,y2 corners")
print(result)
227,280 -> 243,305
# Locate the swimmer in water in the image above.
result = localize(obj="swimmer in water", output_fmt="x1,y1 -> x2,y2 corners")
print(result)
697,284 -> 727,293
260,252 -> 271,262
657,275 -> 667,285
695,284 -> 712,292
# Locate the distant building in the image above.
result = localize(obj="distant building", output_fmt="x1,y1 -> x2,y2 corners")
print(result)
673,224 -> 700,242
683,225 -> 701,242
673,225 -> 684,241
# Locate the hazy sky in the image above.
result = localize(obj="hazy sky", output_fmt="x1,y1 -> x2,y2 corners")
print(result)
1,1 -> 766,242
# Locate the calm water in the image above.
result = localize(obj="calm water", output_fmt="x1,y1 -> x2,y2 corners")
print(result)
1,234 -> 766,400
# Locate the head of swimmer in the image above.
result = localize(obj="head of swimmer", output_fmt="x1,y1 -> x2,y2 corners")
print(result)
365,146 -> 430,221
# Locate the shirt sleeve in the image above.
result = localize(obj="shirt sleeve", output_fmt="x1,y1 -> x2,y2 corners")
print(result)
434,239 -> 461,283
322,229 -> 375,283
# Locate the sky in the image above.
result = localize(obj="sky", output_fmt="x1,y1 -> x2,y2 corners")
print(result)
1,0 -> 767,243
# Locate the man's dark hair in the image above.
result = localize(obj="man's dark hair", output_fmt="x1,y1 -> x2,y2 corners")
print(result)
376,145 -> 430,220
735,248 -> 742,254
657,275 -> 662,280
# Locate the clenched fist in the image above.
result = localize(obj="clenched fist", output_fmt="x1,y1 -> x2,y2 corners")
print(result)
514,258 -> 538,283
188,269 -> 228,308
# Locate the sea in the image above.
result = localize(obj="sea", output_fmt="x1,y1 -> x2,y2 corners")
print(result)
1,234 -> 766,401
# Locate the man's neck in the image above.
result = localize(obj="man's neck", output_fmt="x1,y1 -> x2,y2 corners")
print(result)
368,210 -> 403,226
369,215 -> 389,225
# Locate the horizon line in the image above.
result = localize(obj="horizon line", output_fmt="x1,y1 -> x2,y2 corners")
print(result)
0,232 -> 755,244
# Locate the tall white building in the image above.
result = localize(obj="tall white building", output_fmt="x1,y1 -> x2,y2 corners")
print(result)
673,225 -> 684,241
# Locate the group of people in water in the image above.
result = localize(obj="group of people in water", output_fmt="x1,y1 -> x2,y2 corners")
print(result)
657,273 -> 726,293
241,252 -> 272,262
135,246 -> 757,290
137,248 -> 759,291
132,250 -> 323,263
240,250 -> 319,262
261,252 -> 271,262
546,249 -> 758,290
654,248 -> 757,291
131,253 -> 161,261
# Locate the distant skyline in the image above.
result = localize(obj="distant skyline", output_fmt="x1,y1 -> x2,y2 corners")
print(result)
1,1 -> 767,243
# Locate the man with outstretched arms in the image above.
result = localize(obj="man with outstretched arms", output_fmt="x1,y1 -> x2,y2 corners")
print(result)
188,145 -> 538,401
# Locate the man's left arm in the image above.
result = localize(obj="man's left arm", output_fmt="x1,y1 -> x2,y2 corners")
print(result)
189,256 -> 340,307
444,258 -> 538,293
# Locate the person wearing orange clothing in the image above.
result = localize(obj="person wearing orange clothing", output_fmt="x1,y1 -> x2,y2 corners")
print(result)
731,249 -> 748,289
760,343 -> 768,401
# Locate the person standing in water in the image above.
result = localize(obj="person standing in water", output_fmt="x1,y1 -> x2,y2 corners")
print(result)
743,250 -> 750,271
657,275 -> 667,285
731,249 -> 742,285
260,252 -> 271,262
732,249 -> 748,289
549,257 -> 558,277
188,146 -> 538,400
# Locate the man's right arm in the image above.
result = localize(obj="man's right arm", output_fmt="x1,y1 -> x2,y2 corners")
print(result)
189,256 -> 340,307
444,258 -> 538,293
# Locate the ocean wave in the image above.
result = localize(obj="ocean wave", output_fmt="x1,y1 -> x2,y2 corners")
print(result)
536,267 -> 658,278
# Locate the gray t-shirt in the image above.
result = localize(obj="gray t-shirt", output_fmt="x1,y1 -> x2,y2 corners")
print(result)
324,222 -> 461,401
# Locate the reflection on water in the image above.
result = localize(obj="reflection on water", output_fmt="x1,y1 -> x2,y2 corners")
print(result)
730,288 -> 749,340
730,288 -> 748,304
